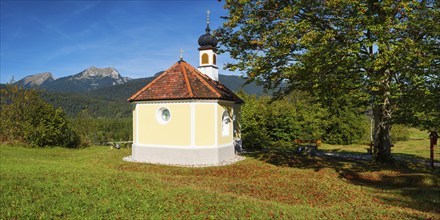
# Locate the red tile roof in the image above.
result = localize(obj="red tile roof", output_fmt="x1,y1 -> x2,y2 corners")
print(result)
127,60 -> 244,104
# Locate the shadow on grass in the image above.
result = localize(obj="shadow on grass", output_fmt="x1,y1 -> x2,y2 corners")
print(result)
244,148 -> 403,172
243,148 -> 440,215
392,152 -> 440,164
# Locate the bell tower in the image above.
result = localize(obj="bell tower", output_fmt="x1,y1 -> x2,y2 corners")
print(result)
197,10 -> 219,81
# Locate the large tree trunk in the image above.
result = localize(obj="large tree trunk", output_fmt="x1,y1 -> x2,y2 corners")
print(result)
372,76 -> 393,163
373,106 -> 393,162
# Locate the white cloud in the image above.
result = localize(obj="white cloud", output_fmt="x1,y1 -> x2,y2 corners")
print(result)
73,1 -> 100,16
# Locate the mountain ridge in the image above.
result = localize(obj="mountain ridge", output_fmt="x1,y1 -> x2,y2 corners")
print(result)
72,66 -> 127,83
16,72 -> 55,87
39,66 -> 129,93
9,67 -> 267,117
15,67 -> 264,96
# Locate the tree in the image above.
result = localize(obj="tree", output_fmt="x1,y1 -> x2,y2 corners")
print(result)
324,102 -> 369,145
239,93 -> 271,149
0,84 -> 80,147
218,0 -> 439,162
239,91 -> 328,149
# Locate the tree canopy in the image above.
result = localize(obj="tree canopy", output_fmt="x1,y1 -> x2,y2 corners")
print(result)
238,91 -> 369,149
218,0 -> 439,162
0,84 -> 80,147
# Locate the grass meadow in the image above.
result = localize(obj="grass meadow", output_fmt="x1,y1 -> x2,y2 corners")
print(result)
1,134 -> 439,219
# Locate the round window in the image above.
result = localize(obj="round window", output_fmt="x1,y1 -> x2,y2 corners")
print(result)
157,107 -> 171,124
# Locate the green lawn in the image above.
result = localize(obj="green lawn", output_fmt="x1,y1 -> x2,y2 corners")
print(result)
1,144 -> 439,219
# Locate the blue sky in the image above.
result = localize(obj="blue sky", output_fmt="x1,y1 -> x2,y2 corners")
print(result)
0,0 -> 238,83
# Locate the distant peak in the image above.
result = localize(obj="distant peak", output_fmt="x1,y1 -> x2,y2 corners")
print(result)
86,66 -> 116,72
16,72 -> 55,86
30,71 -> 53,77
74,66 -> 127,85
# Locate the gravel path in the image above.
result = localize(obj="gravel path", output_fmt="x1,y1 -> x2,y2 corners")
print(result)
318,151 -> 440,167
122,150 -> 438,168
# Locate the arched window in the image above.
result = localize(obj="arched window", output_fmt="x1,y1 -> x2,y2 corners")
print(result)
201,53 -> 209,64
222,110 -> 230,136
212,54 -> 217,65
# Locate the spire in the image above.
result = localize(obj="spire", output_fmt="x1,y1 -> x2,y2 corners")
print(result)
197,9 -> 219,81
198,9 -> 218,49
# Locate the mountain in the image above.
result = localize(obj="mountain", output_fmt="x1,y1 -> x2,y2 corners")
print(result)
88,73 -> 267,103
41,66 -> 129,93
35,74 -> 266,118
88,77 -> 154,102
15,72 -> 55,87
10,67 -> 268,118
73,66 -> 129,84
16,67 -> 266,96
219,75 -> 267,96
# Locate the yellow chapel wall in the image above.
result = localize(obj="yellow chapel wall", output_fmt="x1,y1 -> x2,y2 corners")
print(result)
194,103 -> 215,146
134,101 -> 237,147
136,103 -> 191,146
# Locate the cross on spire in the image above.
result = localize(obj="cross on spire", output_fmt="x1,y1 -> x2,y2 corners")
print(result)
205,9 -> 211,33
207,9 -> 210,24
179,48 -> 184,60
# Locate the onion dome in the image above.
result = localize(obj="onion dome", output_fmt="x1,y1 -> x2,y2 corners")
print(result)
198,25 -> 218,49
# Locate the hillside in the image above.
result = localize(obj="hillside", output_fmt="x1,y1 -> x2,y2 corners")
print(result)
1,144 -> 438,219
4,71 -> 266,118
88,74 -> 266,102
87,77 -> 154,102
39,90 -> 131,118
219,74 -> 267,96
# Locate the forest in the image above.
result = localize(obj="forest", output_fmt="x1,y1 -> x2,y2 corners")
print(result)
0,84 -> 411,149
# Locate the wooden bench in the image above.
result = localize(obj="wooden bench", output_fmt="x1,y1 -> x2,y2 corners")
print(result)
293,139 -> 321,156
293,139 -> 321,147
107,141 -> 133,149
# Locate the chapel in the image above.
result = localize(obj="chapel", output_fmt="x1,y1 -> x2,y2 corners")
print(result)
127,13 -> 244,165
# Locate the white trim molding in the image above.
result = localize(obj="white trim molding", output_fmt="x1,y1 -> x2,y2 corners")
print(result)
214,104 -> 218,146
133,100 -> 229,105
134,143 -> 232,149
135,105 -> 139,145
